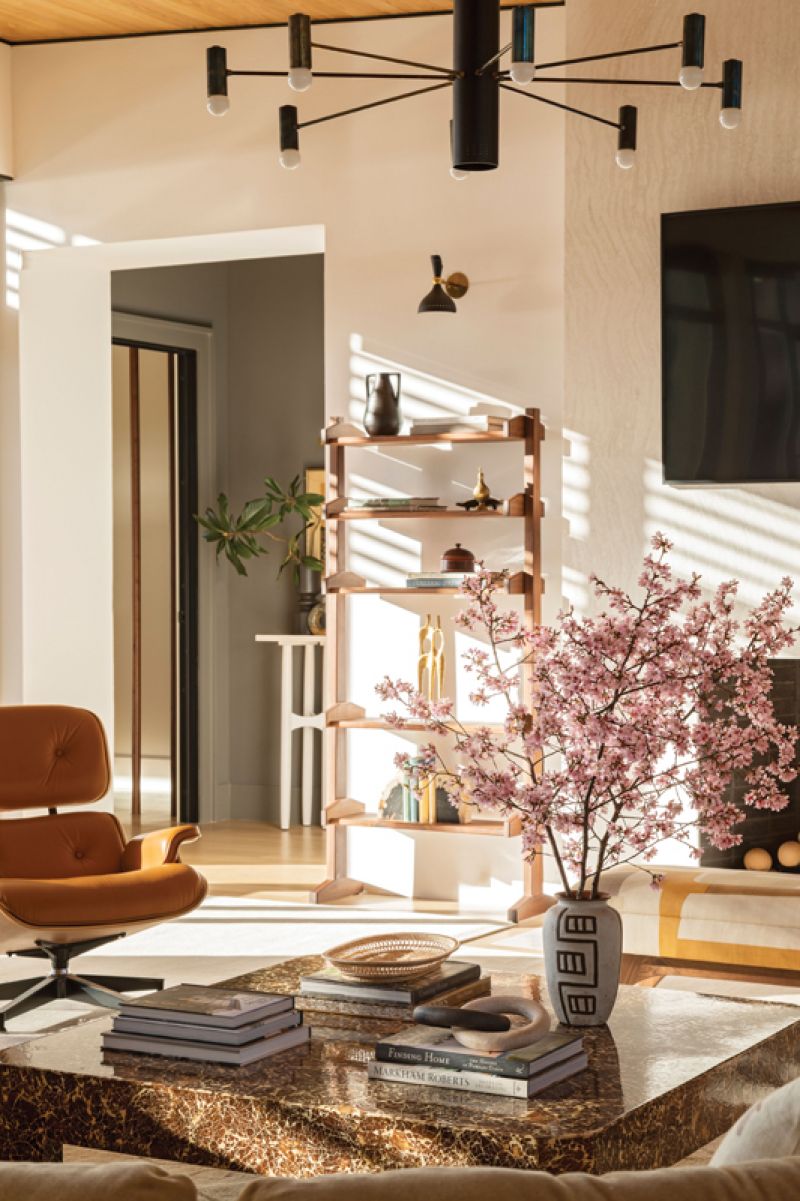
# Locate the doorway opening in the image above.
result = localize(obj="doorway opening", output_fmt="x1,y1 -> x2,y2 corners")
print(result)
112,339 -> 198,827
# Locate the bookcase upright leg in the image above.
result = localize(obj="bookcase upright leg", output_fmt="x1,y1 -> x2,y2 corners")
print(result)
309,823 -> 364,904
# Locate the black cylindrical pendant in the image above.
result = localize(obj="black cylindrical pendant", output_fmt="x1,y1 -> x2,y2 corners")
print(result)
206,46 -> 228,99
512,5 -> 535,67
681,12 -> 705,69
289,13 -> 312,70
279,105 -> 300,152
452,0 -> 500,172
722,58 -> 743,109
618,104 -> 637,151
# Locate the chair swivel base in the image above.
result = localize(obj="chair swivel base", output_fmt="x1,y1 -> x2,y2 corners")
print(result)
0,936 -> 163,1030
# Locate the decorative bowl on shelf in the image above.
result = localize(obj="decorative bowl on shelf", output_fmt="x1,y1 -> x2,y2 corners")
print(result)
323,931 -> 460,982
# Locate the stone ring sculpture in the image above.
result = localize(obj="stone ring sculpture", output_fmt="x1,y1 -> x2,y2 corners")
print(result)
416,995 -> 551,1053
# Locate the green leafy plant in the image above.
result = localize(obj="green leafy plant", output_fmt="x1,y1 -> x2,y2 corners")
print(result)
197,475 -> 324,580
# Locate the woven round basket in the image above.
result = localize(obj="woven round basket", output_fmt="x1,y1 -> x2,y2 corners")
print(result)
323,931 -> 460,982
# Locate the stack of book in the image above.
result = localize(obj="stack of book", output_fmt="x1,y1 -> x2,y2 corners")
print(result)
297,960 -> 489,1019
101,984 -> 310,1066
368,1025 -> 587,1098
346,497 -> 445,513
409,415 -> 506,436
406,570 -> 473,589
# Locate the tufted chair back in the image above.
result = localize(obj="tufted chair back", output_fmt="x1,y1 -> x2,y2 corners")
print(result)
0,705 -> 111,810
0,812 -> 127,879
0,705 -> 121,878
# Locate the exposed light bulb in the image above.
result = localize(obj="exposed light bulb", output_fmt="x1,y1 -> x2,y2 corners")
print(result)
450,165 -> 468,181
279,148 -> 302,170
720,107 -> 742,130
679,65 -> 704,90
615,148 -> 635,170
509,61 -> 536,85
288,68 -> 313,92
206,94 -> 230,117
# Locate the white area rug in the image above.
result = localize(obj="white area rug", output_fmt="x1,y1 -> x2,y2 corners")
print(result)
0,897 -> 509,1035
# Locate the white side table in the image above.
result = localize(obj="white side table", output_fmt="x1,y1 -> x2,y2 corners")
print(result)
255,635 -> 325,829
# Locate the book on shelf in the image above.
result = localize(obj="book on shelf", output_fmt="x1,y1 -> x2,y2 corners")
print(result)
112,1007 -> 302,1047
102,1022 -> 310,1067
375,1025 -> 584,1080
409,416 -> 506,434
367,1050 -> 588,1098
346,497 -> 443,510
299,960 -> 480,1006
118,983 -> 294,1028
405,572 -> 472,589
295,974 -> 490,1019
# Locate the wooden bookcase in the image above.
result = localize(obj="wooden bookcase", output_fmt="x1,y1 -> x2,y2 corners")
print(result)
310,407 -> 551,923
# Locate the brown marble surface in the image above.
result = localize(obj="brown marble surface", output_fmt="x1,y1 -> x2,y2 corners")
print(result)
0,955 -> 797,1176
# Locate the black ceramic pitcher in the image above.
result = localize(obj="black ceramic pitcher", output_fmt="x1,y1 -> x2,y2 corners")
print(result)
364,372 -> 401,436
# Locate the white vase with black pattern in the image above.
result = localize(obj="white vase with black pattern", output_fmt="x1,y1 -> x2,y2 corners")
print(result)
543,893 -> 622,1026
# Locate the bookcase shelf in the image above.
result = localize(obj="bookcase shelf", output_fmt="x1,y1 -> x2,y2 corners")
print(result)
324,417 -> 527,446
312,408 -> 550,925
325,571 -> 529,597
328,493 -> 527,520
337,816 -> 523,837
327,718 -> 504,731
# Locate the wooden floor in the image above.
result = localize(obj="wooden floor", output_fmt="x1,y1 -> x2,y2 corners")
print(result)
117,809 -> 330,901
179,821 -> 328,901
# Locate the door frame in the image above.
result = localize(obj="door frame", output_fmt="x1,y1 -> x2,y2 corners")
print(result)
18,224 -> 325,817
113,313 -> 215,824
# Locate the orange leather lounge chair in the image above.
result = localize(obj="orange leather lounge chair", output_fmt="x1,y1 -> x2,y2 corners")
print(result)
0,704 -> 207,1028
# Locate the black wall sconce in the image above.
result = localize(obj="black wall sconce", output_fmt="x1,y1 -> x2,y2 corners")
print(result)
418,255 -> 470,314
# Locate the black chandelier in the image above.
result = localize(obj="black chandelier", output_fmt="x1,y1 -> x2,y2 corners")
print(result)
205,3 -> 743,174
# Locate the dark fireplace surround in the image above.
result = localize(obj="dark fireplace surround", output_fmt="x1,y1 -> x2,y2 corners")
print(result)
701,659 -> 800,872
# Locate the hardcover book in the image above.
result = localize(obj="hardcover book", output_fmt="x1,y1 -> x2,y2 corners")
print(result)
111,1008 -> 302,1047
368,1051 -> 589,1098
375,1025 -> 584,1079
102,1022 -> 310,1067
118,984 -> 294,1028
410,417 -> 505,433
347,497 -> 442,509
295,976 -> 490,1019
299,960 -> 481,1005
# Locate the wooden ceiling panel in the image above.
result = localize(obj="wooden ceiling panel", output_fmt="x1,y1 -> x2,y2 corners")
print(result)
0,0 -> 447,44
0,0 -> 563,45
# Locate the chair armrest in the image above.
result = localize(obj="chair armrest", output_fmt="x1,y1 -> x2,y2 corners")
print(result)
121,824 -> 201,871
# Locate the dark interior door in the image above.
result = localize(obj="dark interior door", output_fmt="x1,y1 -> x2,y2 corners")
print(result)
114,340 -> 198,826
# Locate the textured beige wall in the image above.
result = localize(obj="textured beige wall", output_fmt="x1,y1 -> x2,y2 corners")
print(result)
0,46 -> 11,178
564,1 -> 800,615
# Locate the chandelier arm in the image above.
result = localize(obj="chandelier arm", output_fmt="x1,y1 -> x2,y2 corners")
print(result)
230,69 -> 452,80
476,41 -> 512,76
310,41 -> 454,76
501,76 -> 724,88
500,83 -> 621,130
534,41 -> 682,72
297,81 -> 453,131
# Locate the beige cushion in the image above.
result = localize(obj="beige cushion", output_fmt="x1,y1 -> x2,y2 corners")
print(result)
238,1160 -> 800,1201
712,1077 -> 800,1166
0,1162 -> 196,1201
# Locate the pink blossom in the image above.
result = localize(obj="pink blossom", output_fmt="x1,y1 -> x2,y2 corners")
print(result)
376,535 -> 798,899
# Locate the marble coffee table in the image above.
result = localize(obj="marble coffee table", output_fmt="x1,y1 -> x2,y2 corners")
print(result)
0,955 -> 797,1177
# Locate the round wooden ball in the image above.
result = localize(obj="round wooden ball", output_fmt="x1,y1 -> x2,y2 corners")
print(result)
743,847 -> 773,872
449,995 -> 550,1052
777,841 -> 800,869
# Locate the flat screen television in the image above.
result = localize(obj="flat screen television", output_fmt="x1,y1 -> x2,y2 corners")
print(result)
661,200 -> 800,483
